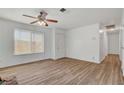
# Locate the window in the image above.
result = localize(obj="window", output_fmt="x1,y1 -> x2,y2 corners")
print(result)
14,29 -> 44,55
32,33 -> 44,53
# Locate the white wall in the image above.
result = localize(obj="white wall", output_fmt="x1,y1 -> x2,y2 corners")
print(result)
0,18 -> 53,68
107,31 -> 119,54
99,31 -> 108,61
66,24 -> 100,63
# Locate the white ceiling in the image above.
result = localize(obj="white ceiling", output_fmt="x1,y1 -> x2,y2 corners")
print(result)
0,8 -> 122,30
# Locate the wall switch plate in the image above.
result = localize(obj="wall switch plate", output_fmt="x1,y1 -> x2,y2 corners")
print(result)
92,37 -> 96,40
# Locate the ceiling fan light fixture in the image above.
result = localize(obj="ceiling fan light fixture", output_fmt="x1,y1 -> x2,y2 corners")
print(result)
38,21 -> 45,25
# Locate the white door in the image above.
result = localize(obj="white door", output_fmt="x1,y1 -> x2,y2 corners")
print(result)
56,33 -> 65,59
108,32 -> 119,54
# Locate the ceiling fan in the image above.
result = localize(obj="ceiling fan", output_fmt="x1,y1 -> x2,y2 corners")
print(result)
23,10 -> 58,26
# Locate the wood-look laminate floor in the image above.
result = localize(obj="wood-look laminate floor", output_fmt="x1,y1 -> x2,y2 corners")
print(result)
0,55 -> 123,85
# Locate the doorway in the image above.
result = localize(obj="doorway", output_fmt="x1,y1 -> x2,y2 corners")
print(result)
107,31 -> 119,55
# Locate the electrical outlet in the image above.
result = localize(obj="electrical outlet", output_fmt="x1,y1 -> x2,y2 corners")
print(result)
92,57 -> 95,60
0,58 -> 2,62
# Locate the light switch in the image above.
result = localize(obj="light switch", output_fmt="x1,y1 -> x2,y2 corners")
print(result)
92,37 -> 96,40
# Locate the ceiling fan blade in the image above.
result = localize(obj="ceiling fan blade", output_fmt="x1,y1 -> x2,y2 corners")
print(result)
30,20 -> 39,24
46,19 -> 58,23
23,14 -> 37,19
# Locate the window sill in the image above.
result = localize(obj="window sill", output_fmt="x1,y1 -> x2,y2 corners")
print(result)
14,52 -> 44,56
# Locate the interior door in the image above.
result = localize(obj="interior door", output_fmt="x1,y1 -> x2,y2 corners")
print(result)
108,32 -> 119,54
56,33 -> 65,59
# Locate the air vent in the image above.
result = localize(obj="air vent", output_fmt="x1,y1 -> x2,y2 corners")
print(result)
60,8 -> 66,12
